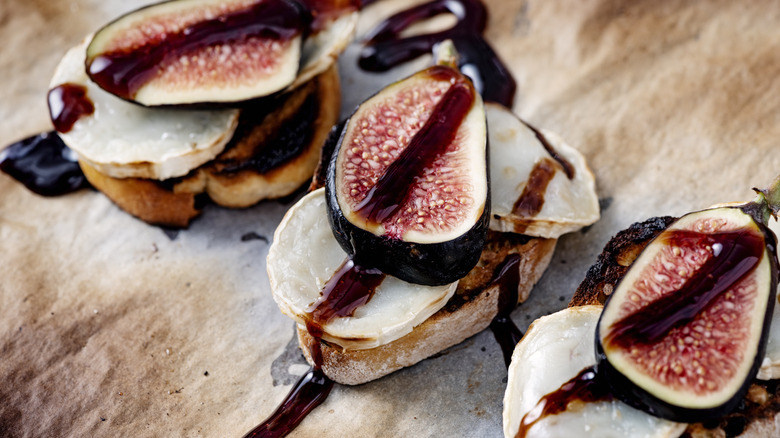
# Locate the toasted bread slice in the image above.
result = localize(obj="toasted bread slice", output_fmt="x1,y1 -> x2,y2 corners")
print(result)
79,161 -> 204,227
297,231 -> 557,385
81,65 -> 341,227
571,217 -> 780,438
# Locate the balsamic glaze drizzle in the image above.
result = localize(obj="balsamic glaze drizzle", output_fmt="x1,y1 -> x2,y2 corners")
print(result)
47,83 -> 95,134
307,258 -> 386,325
355,67 -> 475,224
242,368 -> 334,438
488,253 -> 525,368
515,366 -> 612,438
521,122 -> 575,180
359,0 -> 516,108
246,258 -> 385,437
512,158 -> 557,222
605,228 -> 764,348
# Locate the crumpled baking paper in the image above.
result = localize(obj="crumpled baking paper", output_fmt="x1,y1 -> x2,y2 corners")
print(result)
1,0 -> 779,436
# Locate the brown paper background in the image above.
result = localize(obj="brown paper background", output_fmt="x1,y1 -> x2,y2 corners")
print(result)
1,0 -> 779,436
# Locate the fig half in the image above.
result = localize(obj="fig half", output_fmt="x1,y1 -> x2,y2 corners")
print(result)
326,61 -> 489,286
86,0 -> 308,106
596,200 -> 779,422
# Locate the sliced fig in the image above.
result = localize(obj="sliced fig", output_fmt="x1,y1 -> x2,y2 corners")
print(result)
325,62 -> 489,286
85,0 -> 308,106
596,201 -> 779,422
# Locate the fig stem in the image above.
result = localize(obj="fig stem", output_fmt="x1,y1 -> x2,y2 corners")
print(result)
750,173 -> 780,224
434,39 -> 459,69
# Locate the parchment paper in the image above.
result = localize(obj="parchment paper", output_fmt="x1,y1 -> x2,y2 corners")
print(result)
2,0 -> 780,436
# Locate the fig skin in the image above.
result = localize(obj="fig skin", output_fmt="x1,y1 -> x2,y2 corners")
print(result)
324,65 -> 490,286
595,205 -> 779,423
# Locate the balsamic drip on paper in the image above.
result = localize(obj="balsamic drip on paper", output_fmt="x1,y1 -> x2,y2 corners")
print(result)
0,131 -> 89,196
244,258 -> 385,437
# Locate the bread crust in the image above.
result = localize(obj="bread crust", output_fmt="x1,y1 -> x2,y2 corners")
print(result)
79,161 -> 202,228
297,234 -> 557,385
571,216 -> 780,438
80,65 -> 341,227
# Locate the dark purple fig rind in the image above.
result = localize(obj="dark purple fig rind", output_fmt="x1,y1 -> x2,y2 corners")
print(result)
595,208 -> 779,423
325,118 -> 490,286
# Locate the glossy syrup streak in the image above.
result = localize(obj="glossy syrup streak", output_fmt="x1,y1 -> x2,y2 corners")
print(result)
359,0 -> 516,107
243,367 -> 334,438
86,0 -> 307,100
245,258 -> 385,437
604,228 -> 765,348
510,157 -> 562,234
307,258 -> 386,324
48,83 -> 95,133
521,122 -> 575,180
512,158 -> 557,225
0,131 -> 90,196
515,366 -> 612,438
354,67 -> 475,224
488,253 -> 525,368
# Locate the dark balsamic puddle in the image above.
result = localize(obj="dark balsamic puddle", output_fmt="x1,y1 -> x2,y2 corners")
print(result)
359,0 -> 516,107
0,131 -> 90,197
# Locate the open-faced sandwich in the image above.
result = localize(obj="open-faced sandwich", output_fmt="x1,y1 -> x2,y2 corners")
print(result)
2,0 -> 359,227
263,40 -> 600,426
504,176 -> 780,437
